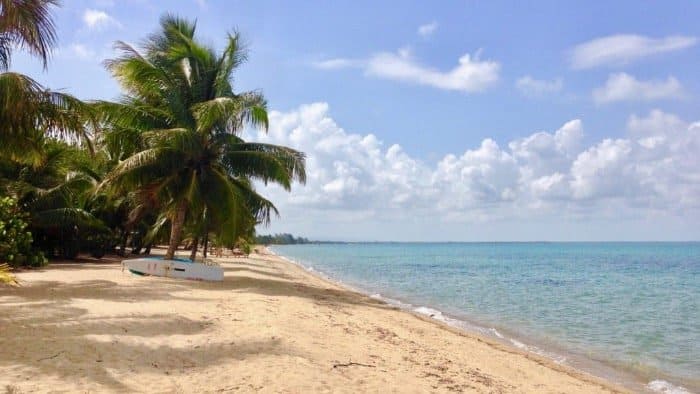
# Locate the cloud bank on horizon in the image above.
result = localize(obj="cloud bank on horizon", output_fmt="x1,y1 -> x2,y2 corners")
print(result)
249,103 -> 699,240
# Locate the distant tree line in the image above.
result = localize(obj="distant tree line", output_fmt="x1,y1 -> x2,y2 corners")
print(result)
255,233 -> 311,245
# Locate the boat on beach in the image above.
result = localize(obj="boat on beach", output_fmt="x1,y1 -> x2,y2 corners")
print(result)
122,257 -> 224,281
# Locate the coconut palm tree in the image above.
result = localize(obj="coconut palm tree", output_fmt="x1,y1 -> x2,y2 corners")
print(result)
0,0 -> 58,71
3,139 -> 109,258
0,0 -> 94,162
100,15 -> 305,260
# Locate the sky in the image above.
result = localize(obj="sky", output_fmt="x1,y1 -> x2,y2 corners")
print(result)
11,0 -> 700,241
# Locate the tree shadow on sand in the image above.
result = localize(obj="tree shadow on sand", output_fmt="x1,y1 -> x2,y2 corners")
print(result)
0,257 -> 393,390
0,279 -> 295,391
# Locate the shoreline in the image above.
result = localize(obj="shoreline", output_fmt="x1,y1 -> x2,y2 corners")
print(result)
266,246 -> 693,394
264,247 -> 639,393
2,250 -> 634,393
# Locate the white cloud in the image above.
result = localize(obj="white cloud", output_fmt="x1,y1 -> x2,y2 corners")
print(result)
417,21 -> 438,37
365,49 -> 499,92
83,9 -> 121,30
515,76 -> 563,97
592,73 -> 684,104
570,138 -> 635,199
312,58 -> 360,70
570,34 -> 697,69
248,104 -> 700,239
313,48 -> 499,93
194,0 -> 207,10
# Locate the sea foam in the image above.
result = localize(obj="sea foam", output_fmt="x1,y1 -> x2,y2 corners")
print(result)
647,380 -> 693,394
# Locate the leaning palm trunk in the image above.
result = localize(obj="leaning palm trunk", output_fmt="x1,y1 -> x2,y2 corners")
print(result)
189,236 -> 199,261
202,231 -> 209,258
164,200 -> 187,260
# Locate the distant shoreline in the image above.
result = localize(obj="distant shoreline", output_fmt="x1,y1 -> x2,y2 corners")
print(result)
263,240 -> 700,244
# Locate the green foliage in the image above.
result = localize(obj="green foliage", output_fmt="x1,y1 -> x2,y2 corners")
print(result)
0,197 -> 46,267
0,0 -> 59,70
100,15 -> 306,259
235,237 -> 252,255
0,3 -> 306,263
0,263 -> 19,286
255,233 -> 311,245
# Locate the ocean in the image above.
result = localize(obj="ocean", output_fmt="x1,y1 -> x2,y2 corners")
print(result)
270,242 -> 699,393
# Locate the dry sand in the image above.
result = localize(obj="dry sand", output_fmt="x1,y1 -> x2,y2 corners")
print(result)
0,249 -> 629,393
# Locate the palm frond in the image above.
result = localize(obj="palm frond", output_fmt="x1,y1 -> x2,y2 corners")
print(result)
223,142 -> 306,189
0,0 -> 59,70
31,207 -> 106,230
0,72 -> 92,153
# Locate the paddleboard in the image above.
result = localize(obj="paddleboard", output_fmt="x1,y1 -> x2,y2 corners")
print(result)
122,257 -> 224,281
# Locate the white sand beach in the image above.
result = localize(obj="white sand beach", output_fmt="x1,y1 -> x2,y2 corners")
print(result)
0,249 -> 628,393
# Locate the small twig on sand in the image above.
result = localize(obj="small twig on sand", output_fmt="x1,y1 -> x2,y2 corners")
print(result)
37,351 -> 65,361
332,361 -> 375,369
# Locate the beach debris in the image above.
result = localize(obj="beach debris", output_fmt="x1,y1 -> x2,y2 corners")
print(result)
36,351 -> 65,361
332,361 -> 375,369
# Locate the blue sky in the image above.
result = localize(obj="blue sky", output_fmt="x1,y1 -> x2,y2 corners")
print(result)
12,0 -> 700,241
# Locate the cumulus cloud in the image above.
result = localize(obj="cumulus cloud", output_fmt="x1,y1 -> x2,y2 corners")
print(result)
417,21 -> 438,37
313,48 -> 500,93
248,103 -> 700,234
569,34 -> 697,69
592,73 -> 684,104
83,9 -> 121,30
515,76 -> 563,97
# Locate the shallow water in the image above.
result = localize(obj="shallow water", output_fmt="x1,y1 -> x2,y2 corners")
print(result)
271,242 -> 699,393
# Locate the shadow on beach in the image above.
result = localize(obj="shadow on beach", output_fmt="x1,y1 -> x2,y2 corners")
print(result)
0,254 -> 388,390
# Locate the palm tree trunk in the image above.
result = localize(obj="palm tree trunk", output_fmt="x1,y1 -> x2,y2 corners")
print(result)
119,230 -> 128,256
164,200 -> 187,260
202,231 -> 209,258
189,236 -> 199,261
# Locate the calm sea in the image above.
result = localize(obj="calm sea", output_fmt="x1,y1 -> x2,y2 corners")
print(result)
270,243 -> 699,393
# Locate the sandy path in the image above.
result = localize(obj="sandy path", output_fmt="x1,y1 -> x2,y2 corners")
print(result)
0,250 -> 628,393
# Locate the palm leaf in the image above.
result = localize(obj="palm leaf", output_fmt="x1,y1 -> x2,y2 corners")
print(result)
0,0 -> 59,70
31,207 -> 106,230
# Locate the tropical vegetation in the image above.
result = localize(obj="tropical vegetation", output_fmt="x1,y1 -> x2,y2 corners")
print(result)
0,0 -> 305,277
255,233 -> 311,245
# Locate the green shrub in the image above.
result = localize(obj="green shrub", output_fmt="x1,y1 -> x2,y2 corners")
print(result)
0,197 -> 47,267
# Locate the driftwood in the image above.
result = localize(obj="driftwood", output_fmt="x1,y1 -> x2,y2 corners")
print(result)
37,351 -> 65,361
332,361 -> 375,369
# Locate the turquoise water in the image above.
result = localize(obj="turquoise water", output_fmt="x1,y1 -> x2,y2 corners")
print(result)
271,243 -> 699,393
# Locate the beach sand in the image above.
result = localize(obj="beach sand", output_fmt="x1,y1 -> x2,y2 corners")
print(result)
0,249 -> 628,393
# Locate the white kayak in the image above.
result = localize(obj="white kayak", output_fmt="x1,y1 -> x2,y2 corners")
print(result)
122,257 -> 224,281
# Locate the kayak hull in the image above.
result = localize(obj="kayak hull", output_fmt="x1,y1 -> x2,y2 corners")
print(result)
123,258 -> 224,281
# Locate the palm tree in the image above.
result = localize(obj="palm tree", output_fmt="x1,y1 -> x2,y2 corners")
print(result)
0,72 -> 94,162
0,0 -> 94,162
3,139 -> 108,258
0,0 -> 58,70
0,0 -> 103,269
100,15 -> 305,260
